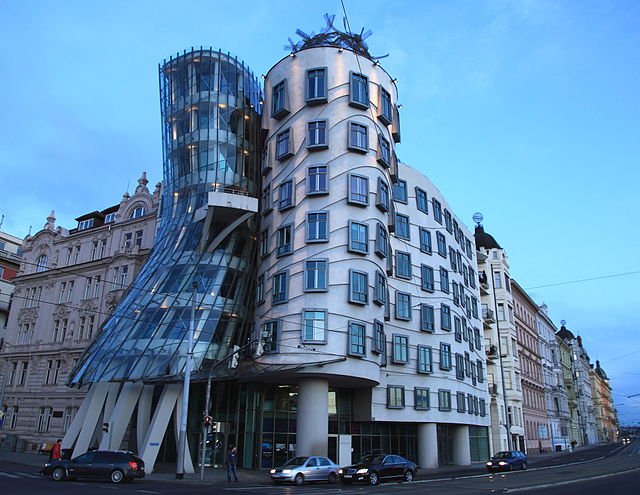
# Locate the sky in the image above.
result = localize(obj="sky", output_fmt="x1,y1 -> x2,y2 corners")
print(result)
1,0 -> 639,424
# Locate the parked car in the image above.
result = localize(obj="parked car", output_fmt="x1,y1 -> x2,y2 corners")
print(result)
338,454 -> 417,485
270,456 -> 339,484
41,450 -> 145,483
622,437 -> 631,445
486,451 -> 528,472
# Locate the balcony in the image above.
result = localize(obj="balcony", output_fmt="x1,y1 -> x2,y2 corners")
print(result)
485,343 -> 499,361
479,272 -> 490,295
482,306 -> 495,326
489,383 -> 499,396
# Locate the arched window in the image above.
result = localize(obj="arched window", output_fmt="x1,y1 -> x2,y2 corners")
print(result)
129,206 -> 146,219
36,254 -> 48,273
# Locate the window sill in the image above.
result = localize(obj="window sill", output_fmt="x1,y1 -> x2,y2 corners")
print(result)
306,97 -> 328,106
272,108 -> 290,120
378,113 -> 392,126
307,143 -> 329,151
347,145 -> 369,154
276,151 -> 294,161
349,100 -> 369,110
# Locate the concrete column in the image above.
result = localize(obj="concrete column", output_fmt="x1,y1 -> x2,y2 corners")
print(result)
296,378 -> 329,457
453,425 -> 471,466
417,423 -> 438,469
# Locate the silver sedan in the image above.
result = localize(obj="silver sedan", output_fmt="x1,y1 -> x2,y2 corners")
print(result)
270,456 -> 340,484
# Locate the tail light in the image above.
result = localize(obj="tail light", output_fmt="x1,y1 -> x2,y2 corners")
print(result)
128,461 -> 138,470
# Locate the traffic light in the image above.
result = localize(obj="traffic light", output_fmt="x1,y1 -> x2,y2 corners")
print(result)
203,415 -> 212,429
228,345 -> 240,369
102,422 -> 111,434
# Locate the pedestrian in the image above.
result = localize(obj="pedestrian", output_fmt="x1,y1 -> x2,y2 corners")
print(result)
226,445 -> 239,482
50,439 -> 62,460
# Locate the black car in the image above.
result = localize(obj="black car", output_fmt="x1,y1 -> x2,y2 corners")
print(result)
41,450 -> 145,483
486,451 -> 528,472
338,454 -> 417,485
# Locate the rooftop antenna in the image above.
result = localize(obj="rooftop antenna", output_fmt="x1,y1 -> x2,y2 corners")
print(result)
472,212 -> 483,226
560,319 -> 567,326
28,225 -> 32,236
0,214 -> 4,231
126,178 -> 131,195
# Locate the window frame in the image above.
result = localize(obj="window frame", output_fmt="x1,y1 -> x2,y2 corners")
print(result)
278,178 -> 295,211
376,177 -> 390,212
377,134 -> 391,167
387,385 -> 405,409
395,213 -> 410,240
348,121 -> 369,153
349,71 -> 369,109
275,128 -> 294,161
391,334 -> 409,364
378,86 -> 393,125
393,179 -> 408,203
306,211 -> 329,243
307,165 -> 329,195
347,173 -> 369,206
301,308 -> 328,344
419,228 -> 432,254
348,220 -> 369,254
373,270 -> 387,306
420,304 -> 435,332
303,258 -> 328,292
272,271 -> 289,305
305,67 -> 328,104
348,320 -> 366,357
395,291 -> 411,321
349,269 -> 369,305
438,389 -> 452,412
276,223 -> 294,257
416,187 -> 428,213
414,387 -> 430,410
417,345 -> 433,374
307,119 -> 329,150
441,304 -> 452,331
395,251 -> 412,279
439,342 -> 452,370
271,79 -> 290,119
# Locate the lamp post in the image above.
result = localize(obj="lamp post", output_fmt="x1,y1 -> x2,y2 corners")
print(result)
176,281 -> 198,479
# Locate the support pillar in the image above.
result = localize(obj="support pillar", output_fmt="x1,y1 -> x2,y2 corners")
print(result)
296,378 -> 328,457
453,425 -> 471,466
417,423 -> 438,469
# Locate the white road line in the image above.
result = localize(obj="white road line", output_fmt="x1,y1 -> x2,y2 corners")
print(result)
136,490 -> 162,494
505,466 -> 640,492
19,473 -> 42,478
0,472 -> 21,478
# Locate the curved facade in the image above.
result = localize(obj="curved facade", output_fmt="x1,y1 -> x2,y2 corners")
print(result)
70,49 -> 263,385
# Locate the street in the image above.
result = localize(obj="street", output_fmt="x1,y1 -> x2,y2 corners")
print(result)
1,441 -> 639,495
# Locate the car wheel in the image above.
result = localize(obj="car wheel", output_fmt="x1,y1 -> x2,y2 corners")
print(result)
368,471 -> 379,485
403,470 -> 414,482
110,469 -> 125,483
52,467 -> 66,481
294,473 -> 304,485
521,462 -> 527,471
328,472 -> 337,483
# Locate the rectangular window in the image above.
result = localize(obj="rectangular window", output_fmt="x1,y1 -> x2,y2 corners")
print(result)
452,282 -> 460,306
449,248 -> 457,271
440,267 -> 449,293
348,220 -> 368,254
374,271 -> 387,306
275,129 -> 293,160
414,387 -> 430,410
474,327 -> 482,349
349,270 -> 368,304
373,320 -> 385,354
396,251 -> 411,279
454,316 -> 462,342
395,214 -> 410,240
493,271 -> 503,289
420,304 -> 435,332
436,231 -> 447,257
84,277 -> 93,299
348,122 -> 368,152
457,392 -> 466,412
276,224 -> 293,256
135,230 -> 143,247
419,228 -> 432,254
479,398 -> 487,417
471,297 -> 479,318
260,229 -> 269,258
91,241 -> 98,260
302,309 -> 327,343
416,187 -> 428,213
376,178 -> 390,211
307,165 -> 328,195
392,334 -> 409,364
441,304 -> 451,331
307,211 -> 328,242
477,359 -> 484,383
421,264 -> 434,292
387,385 -> 405,409
19,361 -> 28,385
379,86 -> 392,124
262,184 -> 272,214
438,389 -> 452,411
440,342 -> 452,370
120,266 -> 128,288
304,259 -> 328,291
256,274 -> 264,303
99,239 -> 107,258
433,198 -> 442,223
417,345 -> 433,373
444,209 -> 453,233
395,291 -> 411,320
272,79 -> 289,119
468,267 -> 476,289
261,320 -> 280,353
377,135 -> 391,167
348,174 -> 369,205
455,353 -> 465,380
349,72 -> 369,109
93,275 -> 101,298
375,223 -> 389,258
279,179 -> 294,210
307,120 -> 328,149
306,67 -> 327,103
393,179 -> 407,203
348,321 -> 366,356
272,271 -> 288,304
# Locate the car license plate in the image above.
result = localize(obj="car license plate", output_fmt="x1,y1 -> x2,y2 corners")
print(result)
343,474 -> 352,478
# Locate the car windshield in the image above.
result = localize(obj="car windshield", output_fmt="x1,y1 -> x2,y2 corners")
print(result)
493,452 -> 514,459
360,455 -> 385,464
283,457 -> 308,466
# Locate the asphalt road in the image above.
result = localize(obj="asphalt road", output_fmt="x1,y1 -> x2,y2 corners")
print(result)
1,440 -> 639,495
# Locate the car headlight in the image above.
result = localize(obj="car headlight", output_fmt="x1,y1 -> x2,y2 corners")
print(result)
356,468 -> 369,474
338,469 -> 343,474
498,461 -> 507,466
270,469 -> 276,474
486,462 -> 493,466
282,469 -> 291,474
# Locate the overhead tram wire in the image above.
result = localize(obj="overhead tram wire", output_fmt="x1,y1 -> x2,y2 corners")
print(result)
525,270 -> 640,290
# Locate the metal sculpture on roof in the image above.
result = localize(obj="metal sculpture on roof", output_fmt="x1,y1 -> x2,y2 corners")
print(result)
285,13 -> 388,61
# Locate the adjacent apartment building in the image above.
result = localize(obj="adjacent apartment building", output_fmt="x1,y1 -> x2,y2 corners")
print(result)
0,175 -> 159,450
590,361 -> 618,443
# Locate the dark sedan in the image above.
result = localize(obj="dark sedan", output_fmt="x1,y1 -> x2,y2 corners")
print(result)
41,450 -> 145,483
338,454 -> 417,485
486,451 -> 528,472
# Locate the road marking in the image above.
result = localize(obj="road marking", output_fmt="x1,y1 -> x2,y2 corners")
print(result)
0,472 -> 21,478
505,466 -> 640,492
136,491 -> 162,494
19,473 -> 42,478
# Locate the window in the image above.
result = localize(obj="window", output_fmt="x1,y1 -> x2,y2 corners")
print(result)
420,304 -> 435,332
455,354 -> 465,380
469,267 -> 477,289
479,399 -> 487,417
376,178 -> 390,211
477,359 -> 484,383
306,67 -> 327,103
37,406 -> 53,432
63,407 -> 78,433
124,233 -> 133,248
416,187 -> 428,213
78,218 -> 94,230
396,251 -> 411,279
99,239 -> 107,258
93,275 -> 101,298
440,304 -> 451,331
91,241 -> 98,260
395,291 -> 411,320
474,327 -> 482,349
432,199 -> 442,223
387,385 -> 405,408
261,320 -> 279,353
278,180 -> 294,210
19,361 -> 28,385
392,334 -> 409,364
272,271 -> 288,304
414,387 -> 430,410
308,165 -> 328,194
379,86 -> 392,125
304,259 -> 328,291
349,270 -> 368,304
348,321 -> 366,356
434,233 -> 446,258
417,345 -> 433,373
395,214 -> 410,240
35,254 -> 48,273
275,129 -> 293,160
256,274 -> 265,303
276,224 -> 293,257
375,223 -> 389,258
454,316 -> 464,342
349,72 -> 369,109
104,212 -> 116,224
52,319 -> 67,342
377,135 -> 391,167
440,343 -> 452,370
130,207 -> 146,219
302,310 -> 327,342
419,228 -> 432,254
348,174 -> 369,205
471,297 -> 479,318
449,248 -> 457,271
493,271 -> 503,289
135,230 -> 143,247
119,266 -> 128,288
260,229 -> 269,257
373,320 -> 385,354
348,122 -> 368,152
348,221 -> 368,254
444,209 -> 452,232
438,390 -> 452,411
262,184 -> 272,214
272,79 -> 289,119
307,212 -> 328,242
393,179 -> 407,203
440,267 -> 449,293
457,392 -> 466,412
497,303 -> 506,321
419,265 -> 434,293
307,120 -> 328,149
374,271 -> 387,306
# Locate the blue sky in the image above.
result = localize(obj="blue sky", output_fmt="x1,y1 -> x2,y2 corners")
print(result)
1,0 -> 639,424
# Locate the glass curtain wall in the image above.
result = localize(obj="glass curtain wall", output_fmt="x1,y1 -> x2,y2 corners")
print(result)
69,49 -> 263,385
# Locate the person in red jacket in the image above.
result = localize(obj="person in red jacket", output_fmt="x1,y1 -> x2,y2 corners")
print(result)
50,439 -> 62,460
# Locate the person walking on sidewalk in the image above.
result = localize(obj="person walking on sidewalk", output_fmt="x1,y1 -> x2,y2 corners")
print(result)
50,439 -> 62,460
226,446 -> 239,482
